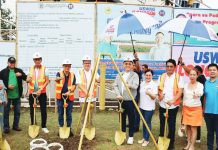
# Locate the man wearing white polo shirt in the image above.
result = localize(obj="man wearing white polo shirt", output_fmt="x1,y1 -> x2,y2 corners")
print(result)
157,59 -> 184,150
77,55 -> 100,127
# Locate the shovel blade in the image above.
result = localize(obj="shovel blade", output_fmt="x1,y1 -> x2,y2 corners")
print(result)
28,125 -> 40,138
59,126 -> 70,139
0,139 -> 11,150
115,131 -> 126,145
158,137 -> 170,150
84,126 -> 95,140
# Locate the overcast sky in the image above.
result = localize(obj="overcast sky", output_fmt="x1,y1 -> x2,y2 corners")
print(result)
2,0 -> 218,19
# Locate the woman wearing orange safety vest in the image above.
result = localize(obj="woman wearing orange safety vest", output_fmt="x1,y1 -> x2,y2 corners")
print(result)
28,52 -> 49,134
55,59 -> 76,137
76,55 -> 100,127
157,59 -> 184,150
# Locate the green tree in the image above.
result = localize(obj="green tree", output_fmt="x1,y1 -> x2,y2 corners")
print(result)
1,8 -> 16,40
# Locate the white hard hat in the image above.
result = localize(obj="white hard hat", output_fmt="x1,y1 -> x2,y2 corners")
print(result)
33,52 -> 42,59
123,57 -> 133,63
82,55 -> 91,61
62,59 -> 72,65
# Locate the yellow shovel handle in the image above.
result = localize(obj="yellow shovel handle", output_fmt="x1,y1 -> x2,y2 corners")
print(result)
118,100 -> 123,131
32,93 -> 38,125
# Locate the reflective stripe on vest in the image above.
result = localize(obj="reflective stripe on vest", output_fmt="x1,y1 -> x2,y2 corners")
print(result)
56,71 -> 75,101
159,73 -> 181,106
29,66 -> 46,94
78,69 -> 97,98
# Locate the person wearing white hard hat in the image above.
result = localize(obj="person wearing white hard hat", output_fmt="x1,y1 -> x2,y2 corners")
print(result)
114,57 -> 139,145
28,52 -> 50,133
55,59 -> 76,136
76,55 -> 100,128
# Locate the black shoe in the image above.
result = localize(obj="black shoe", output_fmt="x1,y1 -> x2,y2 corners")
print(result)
69,130 -> 74,137
134,128 -> 139,132
168,145 -> 174,150
4,128 -> 10,134
13,127 -> 22,131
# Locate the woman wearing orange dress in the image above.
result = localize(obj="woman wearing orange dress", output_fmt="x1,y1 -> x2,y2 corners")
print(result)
182,69 -> 204,150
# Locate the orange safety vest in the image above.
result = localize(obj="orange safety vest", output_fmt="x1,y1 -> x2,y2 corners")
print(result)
78,69 -> 97,98
29,66 -> 46,94
158,73 -> 181,106
56,71 -> 75,101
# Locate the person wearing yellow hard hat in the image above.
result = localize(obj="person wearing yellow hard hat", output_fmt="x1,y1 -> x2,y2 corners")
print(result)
55,59 -> 76,136
114,56 -> 139,145
28,52 -> 50,133
76,55 -> 100,127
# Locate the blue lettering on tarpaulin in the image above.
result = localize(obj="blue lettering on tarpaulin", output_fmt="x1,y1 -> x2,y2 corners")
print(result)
153,21 -> 163,28
203,52 -> 209,63
98,59 -> 165,80
211,52 -> 218,63
139,7 -> 155,11
194,52 -> 218,64
133,28 -> 151,35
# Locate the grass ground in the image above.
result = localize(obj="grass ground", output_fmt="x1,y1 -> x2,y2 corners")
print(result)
5,108 -> 208,150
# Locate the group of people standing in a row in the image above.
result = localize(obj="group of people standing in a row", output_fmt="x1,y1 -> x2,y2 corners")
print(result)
0,51 -> 217,150
114,53 -> 218,150
0,52 -> 99,137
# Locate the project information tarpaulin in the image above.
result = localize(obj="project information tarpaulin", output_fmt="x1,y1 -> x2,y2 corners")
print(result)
17,2 -> 95,78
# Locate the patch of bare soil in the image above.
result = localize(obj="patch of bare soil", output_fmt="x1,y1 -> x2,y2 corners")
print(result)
42,134 -> 96,150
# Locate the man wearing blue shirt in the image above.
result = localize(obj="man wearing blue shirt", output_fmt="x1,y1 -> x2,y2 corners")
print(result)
204,63 -> 218,150
55,59 -> 76,137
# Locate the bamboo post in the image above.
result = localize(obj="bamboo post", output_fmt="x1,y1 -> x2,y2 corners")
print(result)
99,64 -> 106,110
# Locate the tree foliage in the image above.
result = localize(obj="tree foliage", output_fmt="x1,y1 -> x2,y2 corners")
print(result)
1,8 -> 16,40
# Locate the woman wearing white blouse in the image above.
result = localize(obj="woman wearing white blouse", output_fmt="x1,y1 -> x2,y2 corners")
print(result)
138,69 -> 158,147
182,69 -> 204,150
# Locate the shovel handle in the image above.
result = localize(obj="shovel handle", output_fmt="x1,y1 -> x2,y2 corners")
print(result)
62,94 -> 69,101
31,93 -> 38,125
32,93 -> 38,99
117,100 -> 124,131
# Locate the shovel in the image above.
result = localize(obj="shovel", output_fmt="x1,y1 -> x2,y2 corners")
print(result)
158,104 -> 170,150
59,95 -> 70,139
115,100 -> 126,145
0,112 -> 11,150
28,93 -> 40,138
84,103 -> 95,140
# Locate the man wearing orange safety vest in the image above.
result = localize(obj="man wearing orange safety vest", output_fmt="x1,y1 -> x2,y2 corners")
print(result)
157,59 -> 184,150
28,52 -> 49,133
76,55 -> 99,126
55,59 -> 76,136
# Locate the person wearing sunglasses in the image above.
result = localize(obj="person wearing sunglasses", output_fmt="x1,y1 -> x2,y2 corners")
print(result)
28,52 -> 49,134
0,57 -> 30,133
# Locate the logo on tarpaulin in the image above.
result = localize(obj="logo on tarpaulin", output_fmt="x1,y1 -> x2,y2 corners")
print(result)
104,7 -> 112,14
68,4 -> 74,9
159,10 -> 165,17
